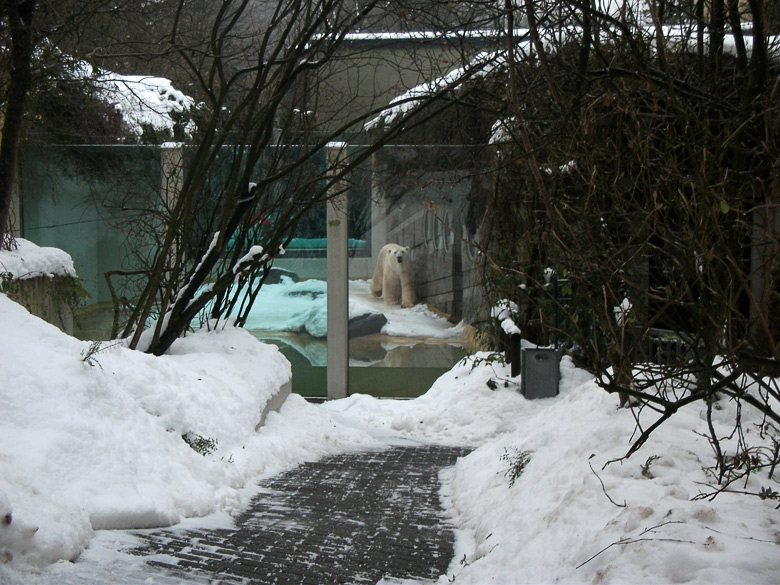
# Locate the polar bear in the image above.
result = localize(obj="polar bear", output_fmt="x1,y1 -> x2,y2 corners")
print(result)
370,244 -> 417,308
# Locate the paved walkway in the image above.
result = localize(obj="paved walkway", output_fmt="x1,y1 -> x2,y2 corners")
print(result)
130,445 -> 470,584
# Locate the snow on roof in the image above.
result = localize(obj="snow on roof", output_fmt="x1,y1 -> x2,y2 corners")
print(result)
341,29 -> 526,43
364,47 -> 515,130
365,25 -> 779,133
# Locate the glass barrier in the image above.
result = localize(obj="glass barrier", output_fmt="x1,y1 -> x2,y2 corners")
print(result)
20,144 -> 162,306
344,145 -> 481,398
19,143 -> 485,399
243,144 -> 484,399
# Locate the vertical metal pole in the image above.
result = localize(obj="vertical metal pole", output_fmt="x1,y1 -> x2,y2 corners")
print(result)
510,333 -> 521,378
327,143 -> 348,400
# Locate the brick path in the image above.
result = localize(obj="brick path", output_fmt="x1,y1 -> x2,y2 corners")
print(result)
130,444 -> 469,584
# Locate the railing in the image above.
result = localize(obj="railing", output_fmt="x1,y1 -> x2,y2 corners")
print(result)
642,327 -> 693,365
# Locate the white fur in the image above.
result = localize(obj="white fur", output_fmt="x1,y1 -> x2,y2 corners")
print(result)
0,493 -> 38,564
370,244 -> 417,308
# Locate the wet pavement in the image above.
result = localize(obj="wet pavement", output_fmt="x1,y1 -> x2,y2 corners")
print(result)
130,444 -> 470,584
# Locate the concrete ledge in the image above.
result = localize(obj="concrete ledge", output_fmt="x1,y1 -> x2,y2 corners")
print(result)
4,275 -> 79,335
255,379 -> 292,431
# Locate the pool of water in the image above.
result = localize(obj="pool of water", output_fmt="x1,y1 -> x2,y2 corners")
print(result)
250,331 -> 468,398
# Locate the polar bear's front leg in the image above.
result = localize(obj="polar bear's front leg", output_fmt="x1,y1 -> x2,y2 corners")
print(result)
370,254 -> 384,297
383,273 -> 401,305
400,274 -> 417,308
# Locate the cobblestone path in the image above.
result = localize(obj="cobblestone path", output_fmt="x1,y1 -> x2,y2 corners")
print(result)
130,445 -> 469,584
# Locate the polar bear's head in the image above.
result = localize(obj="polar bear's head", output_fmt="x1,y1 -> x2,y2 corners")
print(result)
387,245 -> 410,264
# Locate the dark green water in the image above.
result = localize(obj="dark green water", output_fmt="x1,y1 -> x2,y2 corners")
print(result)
253,332 -> 466,398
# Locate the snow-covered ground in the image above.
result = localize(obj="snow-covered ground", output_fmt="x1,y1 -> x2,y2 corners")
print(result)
1,240 -> 779,584
244,276 -> 466,372
244,277 -> 465,341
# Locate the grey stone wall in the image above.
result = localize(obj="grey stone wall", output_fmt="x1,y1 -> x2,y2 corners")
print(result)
373,147 -> 486,323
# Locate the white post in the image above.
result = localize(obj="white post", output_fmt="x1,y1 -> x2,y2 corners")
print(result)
326,143 -> 349,399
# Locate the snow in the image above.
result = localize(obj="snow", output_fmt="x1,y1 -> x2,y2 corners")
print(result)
1,243 -> 779,584
232,245 -> 268,275
488,117 -> 515,145
68,59 -> 195,141
614,296 -> 633,327
367,27 -> 779,133
0,238 -> 76,281
342,30 -> 524,43
244,277 -> 464,340
95,72 -> 194,140
491,299 -> 521,336
365,49 -> 508,130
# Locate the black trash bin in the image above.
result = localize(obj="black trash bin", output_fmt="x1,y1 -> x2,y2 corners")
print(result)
521,348 -> 560,399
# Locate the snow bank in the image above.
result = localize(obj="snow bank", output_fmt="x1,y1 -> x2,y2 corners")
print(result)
436,358 -> 780,584
3,242 -> 778,584
0,239 -> 76,281
324,353 -> 780,584
0,291 -> 296,567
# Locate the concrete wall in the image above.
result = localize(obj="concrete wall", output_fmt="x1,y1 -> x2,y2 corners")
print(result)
4,275 -> 78,335
312,37 -> 490,134
372,147 -> 486,323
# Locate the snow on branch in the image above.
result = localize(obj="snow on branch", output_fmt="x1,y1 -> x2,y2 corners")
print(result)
492,299 -> 521,336
233,246 -> 269,277
67,58 -> 195,141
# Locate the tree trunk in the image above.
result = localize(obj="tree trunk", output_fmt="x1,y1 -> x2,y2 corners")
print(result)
0,0 -> 37,248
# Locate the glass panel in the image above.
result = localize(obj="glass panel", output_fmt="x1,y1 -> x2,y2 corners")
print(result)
346,144 -> 478,398
243,146 -> 329,399
20,145 -> 162,338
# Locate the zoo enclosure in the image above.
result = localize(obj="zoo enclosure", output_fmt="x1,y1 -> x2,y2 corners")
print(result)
17,142 -> 488,398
